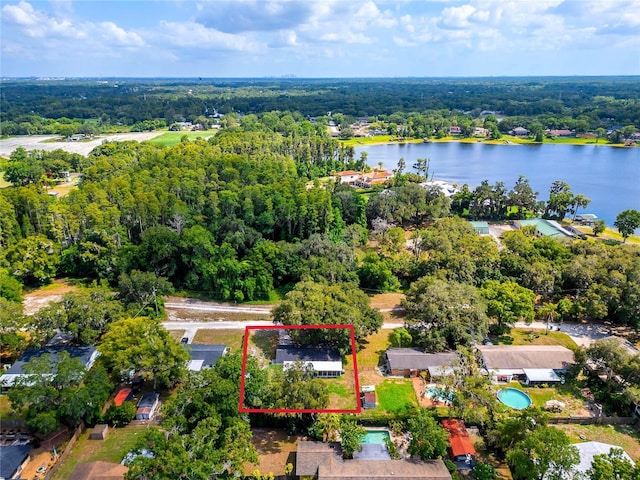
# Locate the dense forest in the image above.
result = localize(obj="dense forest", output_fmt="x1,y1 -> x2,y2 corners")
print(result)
1,77 -> 638,137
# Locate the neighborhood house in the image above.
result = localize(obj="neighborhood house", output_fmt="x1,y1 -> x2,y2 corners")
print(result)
477,345 -> 575,384
186,344 -> 228,372
385,348 -> 457,380
274,346 -> 344,378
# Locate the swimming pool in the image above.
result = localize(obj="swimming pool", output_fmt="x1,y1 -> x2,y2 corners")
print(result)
362,430 -> 391,444
426,385 -> 454,403
497,388 -> 532,409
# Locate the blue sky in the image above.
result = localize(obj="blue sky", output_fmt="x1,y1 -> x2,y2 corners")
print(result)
2,0 -> 639,77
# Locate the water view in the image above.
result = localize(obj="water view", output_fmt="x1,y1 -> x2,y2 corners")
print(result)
355,142 -> 640,226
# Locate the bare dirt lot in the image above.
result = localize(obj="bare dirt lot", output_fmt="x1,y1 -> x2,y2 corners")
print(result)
244,428 -> 300,477
23,280 -> 79,315
0,132 -> 165,157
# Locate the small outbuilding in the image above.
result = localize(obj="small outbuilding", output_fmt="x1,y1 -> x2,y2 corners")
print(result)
441,419 -> 476,465
361,386 -> 377,409
113,388 -> 133,407
135,392 -> 159,420
89,424 -> 109,440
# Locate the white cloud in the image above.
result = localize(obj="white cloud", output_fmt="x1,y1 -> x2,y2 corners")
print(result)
155,21 -> 261,52
98,22 -> 145,47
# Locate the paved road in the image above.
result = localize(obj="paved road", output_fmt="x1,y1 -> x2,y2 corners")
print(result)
164,298 -> 610,347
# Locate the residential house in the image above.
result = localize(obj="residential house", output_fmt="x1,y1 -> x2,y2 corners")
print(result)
477,345 -> 575,384
510,127 -> 530,137
385,348 -> 457,380
355,168 -> 394,189
473,127 -> 489,137
186,344 -> 228,372
336,170 -> 362,185
135,392 -> 159,420
419,180 -> 460,197
441,419 -> 476,466
449,126 -> 462,135
69,461 -> 128,480
575,213 -> 598,225
274,346 -> 344,378
0,445 -> 33,480
0,345 -> 99,389
515,219 -> 575,238
296,441 -> 452,480
548,129 -> 574,137
469,221 -> 490,236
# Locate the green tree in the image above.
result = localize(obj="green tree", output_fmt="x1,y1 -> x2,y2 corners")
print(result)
271,362 -> 329,410
0,298 -> 29,360
472,463 -> 498,480
507,426 -> 579,480
614,209 -> 640,242
118,270 -> 174,317
403,277 -> 488,351
104,401 -> 136,427
339,415 -> 366,459
587,338 -> 629,381
309,413 -> 341,442
390,327 -> 412,348
544,181 -> 575,221
98,317 -> 188,389
586,447 -> 640,480
4,235 -> 59,285
481,280 -> 535,333
272,281 -> 383,353
406,409 -> 449,460
592,219 -> 606,236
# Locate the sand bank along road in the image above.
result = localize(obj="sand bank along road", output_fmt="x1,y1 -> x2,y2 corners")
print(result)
0,132 -> 166,157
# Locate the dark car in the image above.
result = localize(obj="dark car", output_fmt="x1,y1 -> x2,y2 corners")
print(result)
180,337 -> 189,344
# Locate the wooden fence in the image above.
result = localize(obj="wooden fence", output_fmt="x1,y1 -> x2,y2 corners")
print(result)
43,423 -> 84,480
548,416 -> 637,425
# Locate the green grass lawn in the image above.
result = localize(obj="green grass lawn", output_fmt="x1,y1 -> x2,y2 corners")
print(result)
0,395 -> 23,420
192,329 -> 245,351
554,424 -> 640,459
0,172 -> 11,188
376,378 -> 418,414
148,131 -> 213,147
351,330 -> 393,369
492,328 -> 578,350
324,377 -> 357,410
51,425 -> 146,480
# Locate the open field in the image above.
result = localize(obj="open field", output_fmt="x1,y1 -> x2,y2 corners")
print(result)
148,131 -> 213,146
22,279 -> 81,315
554,424 -> 640,460
351,330 -> 393,369
50,425 -> 147,480
492,328 -> 578,349
0,132 -> 166,157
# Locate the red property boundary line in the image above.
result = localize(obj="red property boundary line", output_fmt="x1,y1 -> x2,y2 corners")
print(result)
239,324 -> 361,414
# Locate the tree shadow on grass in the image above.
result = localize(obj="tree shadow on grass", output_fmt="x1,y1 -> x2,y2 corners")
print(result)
251,330 -> 279,360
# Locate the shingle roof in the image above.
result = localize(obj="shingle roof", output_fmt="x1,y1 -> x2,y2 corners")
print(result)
275,346 -> 341,364
296,441 -> 452,480
187,344 -> 227,368
385,348 -> 457,371
478,345 -> 574,370
573,442 -> 635,475
4,345 -> 97,375
0,445 -> 32,479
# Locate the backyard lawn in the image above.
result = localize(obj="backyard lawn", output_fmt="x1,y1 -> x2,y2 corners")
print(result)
492,328 -> 578,349
554,424 -> 640,459
376,378 -> 418,414
51,425 -> 147,480
148,131 -> 213,146
348,329 -> 393,369
323,376 -> 358,410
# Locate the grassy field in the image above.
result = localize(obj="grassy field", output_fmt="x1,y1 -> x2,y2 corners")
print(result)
324,377 -> 358,410
554,424 -> 640,459
192,329 -> 245,351
148,131 -> 213,146
351,330 -> 393,369
376,378 -> 418,414
340,135 -> 423,147
0,172 -> 11,188
492,328 -> 578,350
51,425 -> 146,480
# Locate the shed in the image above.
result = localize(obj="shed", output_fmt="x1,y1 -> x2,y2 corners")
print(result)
89,424 -> 109,440
135,392 -> 159,420
441,419 -> 476,462
113,388 -> 133,407
361,391 -> 377,409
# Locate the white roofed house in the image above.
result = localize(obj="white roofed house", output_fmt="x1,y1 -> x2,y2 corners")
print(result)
274,346 -> 344,378
477,345 -> 575,384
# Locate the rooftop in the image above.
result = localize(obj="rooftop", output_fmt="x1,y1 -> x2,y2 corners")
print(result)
275,346 -> 341,364
573,442 -> 634,475
478,345 -> 575,370
187,344 -> 227,371
386,348 -> 457,371
0,445 -> 33,479
441,419 -> 476,458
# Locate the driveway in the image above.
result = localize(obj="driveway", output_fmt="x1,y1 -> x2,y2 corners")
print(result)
513,321 -> 611,347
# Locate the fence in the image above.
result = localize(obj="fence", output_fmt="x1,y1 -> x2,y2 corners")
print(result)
43,422 -> 84,480
548,416 -> 637,425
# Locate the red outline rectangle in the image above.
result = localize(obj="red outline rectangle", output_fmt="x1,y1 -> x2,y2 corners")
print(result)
239,324 -> 361,414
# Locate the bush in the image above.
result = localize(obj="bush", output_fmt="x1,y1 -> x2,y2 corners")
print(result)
104,402 -> 136,427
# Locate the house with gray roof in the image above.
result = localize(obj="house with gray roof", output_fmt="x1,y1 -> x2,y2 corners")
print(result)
385,348 -> 457,379
296,441 -> 452,480
274,346 -> 343,378
477,345 -> 574,384
0,445 -> 33,480
0,345 -> 99,389
186,344 -> 228,372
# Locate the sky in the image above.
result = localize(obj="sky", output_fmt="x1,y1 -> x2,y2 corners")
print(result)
1,0 -> 639,78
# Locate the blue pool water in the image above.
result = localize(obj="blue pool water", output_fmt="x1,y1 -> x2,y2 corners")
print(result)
498,388 -> 532,410
426,386 -> 454,403
362,430 -> 391,444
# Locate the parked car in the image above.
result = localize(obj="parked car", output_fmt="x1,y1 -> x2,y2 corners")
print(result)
180,337 -> 189,344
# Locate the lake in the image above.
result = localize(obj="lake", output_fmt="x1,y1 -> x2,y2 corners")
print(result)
355,142 -> 640,226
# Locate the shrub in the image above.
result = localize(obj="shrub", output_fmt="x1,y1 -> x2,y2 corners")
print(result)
104,402 -> 136,427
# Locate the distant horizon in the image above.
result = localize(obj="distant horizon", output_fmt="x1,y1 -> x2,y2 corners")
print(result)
2,1 -> 638,78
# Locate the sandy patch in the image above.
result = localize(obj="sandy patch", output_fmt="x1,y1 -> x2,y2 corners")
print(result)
0,132 -> 165,157
23,280 -> 79,315
245,429 -> 300,477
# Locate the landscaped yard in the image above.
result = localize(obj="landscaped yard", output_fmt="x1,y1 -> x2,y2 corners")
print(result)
492,328 -> 578,349
517,383 -> 592,416
554,424 -> 640,460
51,425 -> 147,480
376,378 -> 418,414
